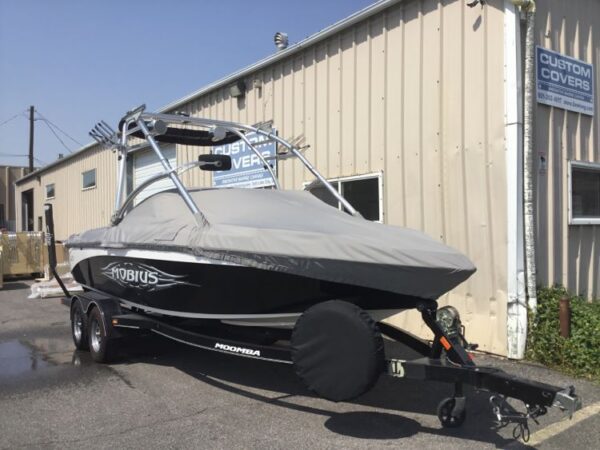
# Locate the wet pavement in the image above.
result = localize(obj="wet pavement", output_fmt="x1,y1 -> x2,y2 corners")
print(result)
0,340 -> 51,378
1,280 -> 599,449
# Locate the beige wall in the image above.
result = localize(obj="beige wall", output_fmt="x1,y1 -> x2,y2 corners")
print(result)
15,146 -> 116,241
175,0 -> 510,354
10,0 -> 598,354
535,0 -> 600,299
0,166 -> 28,230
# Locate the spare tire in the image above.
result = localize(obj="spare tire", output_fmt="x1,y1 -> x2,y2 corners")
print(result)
291,300 -> 385,402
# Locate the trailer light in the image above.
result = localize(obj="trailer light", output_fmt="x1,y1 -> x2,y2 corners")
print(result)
436,306 -> 461,336
112,319 -> 118,325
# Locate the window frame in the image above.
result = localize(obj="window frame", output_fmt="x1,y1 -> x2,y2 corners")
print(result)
568,160 -> 600,225
82,168 -> 97,191
303,171 -> 384,223
45,183 -> 55,200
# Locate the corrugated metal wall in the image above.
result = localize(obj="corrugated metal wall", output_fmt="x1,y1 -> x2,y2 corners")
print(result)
176,0 -> 510,353
15,146 -> 116,241
535,0 -> 600,299
10,0 -> 598,354
0,166 -> 27,229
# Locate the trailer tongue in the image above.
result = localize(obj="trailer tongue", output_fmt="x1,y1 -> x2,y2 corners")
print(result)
381,302 -> 581,439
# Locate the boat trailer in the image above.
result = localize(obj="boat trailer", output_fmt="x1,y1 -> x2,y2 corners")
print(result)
64,288 -> 580,443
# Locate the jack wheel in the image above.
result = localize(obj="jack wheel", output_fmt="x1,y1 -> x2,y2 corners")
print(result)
437,397 -> 466,428
71,301 -> 89,351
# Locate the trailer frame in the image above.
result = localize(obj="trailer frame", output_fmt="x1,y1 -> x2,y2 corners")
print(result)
64,289 -> 581,442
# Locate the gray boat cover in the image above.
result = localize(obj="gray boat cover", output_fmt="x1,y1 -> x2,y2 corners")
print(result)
66,188 -> 476,299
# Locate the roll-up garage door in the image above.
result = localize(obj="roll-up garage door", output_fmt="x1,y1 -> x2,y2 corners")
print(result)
133,145 -> 177,205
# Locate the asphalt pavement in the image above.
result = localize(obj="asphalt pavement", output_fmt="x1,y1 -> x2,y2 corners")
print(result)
1,280 -> 599,449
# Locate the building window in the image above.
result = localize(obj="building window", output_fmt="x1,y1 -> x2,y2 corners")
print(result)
569,161 -> 600,225
45,183 -> 55,200
82,169 -> 96,190
305,173 -> 383,222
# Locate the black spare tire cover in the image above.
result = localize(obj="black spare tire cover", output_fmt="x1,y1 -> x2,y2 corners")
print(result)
291,300 -> 385,402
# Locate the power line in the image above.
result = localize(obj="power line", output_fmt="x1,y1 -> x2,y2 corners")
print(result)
34,110 -> 83,147
0,153 -> 47,165
1,107 -> 81,164
0,111 -> 27,128
39,117 -> 74,154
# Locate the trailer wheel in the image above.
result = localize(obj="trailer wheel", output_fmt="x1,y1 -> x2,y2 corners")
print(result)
437,397 -> 466,428
70,300 -> 89,351
87,307 -> 115,363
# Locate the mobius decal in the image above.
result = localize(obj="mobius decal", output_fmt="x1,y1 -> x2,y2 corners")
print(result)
100,261 -> 201,291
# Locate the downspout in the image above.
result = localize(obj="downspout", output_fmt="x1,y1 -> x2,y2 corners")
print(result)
512,0 -> 537,313
504,1 -> 527,359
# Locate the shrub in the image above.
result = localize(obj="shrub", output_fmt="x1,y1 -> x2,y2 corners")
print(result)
526,285 -> 600,382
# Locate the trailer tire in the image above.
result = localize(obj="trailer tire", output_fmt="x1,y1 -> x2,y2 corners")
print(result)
291,300 -> 385,402
70,300 -> 89,351
87,307 -> 116,363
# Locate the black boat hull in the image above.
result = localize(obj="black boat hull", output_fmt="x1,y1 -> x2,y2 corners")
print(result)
70,253 -> 424,319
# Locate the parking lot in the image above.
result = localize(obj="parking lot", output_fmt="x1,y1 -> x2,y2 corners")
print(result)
1,280 -> 599,449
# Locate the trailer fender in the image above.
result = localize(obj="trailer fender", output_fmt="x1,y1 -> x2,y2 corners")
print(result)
71,294 -> 123,339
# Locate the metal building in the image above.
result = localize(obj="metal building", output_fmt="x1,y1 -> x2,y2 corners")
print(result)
14,0 -> 600,357
0,165 -> 29,231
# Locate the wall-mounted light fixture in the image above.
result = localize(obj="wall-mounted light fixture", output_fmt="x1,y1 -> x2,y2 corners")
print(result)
230,80 -> 246,98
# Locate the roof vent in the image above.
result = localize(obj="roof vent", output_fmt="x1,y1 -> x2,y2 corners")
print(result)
274,32 -> 289,50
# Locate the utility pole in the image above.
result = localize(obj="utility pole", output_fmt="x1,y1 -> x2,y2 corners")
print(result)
28,105 -> 34,172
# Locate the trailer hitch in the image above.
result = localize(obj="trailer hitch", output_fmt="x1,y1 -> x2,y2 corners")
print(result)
488,387 -> 580,442
489,395 -> 547,442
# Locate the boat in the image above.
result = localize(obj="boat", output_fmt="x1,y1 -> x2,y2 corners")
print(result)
66,105 -> 476,327
49,105 -> 580,436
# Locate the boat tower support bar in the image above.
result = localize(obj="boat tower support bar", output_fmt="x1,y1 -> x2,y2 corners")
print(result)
137,112 -> 360,217
114,120 -> 129,214
228,128 -> 281,190
112,161 -> 205,225
135,119 -> 207,224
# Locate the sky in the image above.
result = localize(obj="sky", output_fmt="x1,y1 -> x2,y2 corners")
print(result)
0,0 -> 375,168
